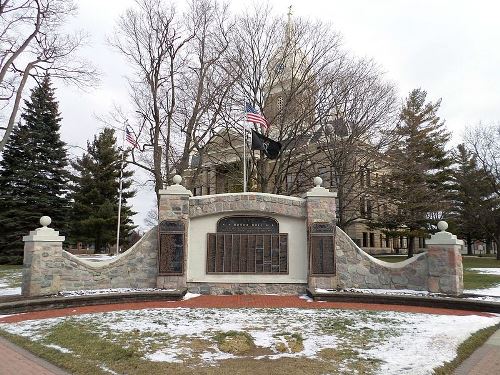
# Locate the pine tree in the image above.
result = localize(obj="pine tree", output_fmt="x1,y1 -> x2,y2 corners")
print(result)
0,75 -> 70,264
371,89 -> 452,258
448,144 -> 493,255
69,128 -> 136,252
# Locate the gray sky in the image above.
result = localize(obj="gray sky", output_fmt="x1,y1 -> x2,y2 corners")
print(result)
54,0 -> 500,229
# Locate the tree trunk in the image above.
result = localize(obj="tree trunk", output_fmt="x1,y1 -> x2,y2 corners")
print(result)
407,236 -> 415,258
467,233 -> 473,255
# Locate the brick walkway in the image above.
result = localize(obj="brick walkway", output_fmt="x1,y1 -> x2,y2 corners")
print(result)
0,336 -> 69,375
0,295 -> 498,374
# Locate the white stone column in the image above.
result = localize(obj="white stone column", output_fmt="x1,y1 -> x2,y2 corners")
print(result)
22,216 -> 65,296
426,221 -> 464,295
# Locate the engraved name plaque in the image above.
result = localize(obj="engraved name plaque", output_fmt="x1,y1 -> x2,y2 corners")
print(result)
158,220 -> 184,275
207,216 -> 287,274
310,221 -> 336,275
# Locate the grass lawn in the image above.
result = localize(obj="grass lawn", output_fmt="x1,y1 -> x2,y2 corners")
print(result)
0,264 -> 22,289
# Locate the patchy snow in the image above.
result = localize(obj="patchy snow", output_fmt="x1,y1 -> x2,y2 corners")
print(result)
182,292 -> 201,301
469,268 -> 500,276
0,286 -> 21,296
45,343 -> 72,353
74,255 -> 118,262
466,286 -> 500,298
57,288 -> 176,297
1,307 -> 498,374
315,288 -> 435,297
0,268 -> 22,296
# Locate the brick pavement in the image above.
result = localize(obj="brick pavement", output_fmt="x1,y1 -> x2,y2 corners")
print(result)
453,329 -> 500,375
0,295 -> 498,374
0,336 -> 69,375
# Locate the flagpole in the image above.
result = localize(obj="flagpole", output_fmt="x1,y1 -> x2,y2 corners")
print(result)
243,118 -> 247,193
116,123 -> 126,256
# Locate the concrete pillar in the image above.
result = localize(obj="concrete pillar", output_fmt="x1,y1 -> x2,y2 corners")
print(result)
426,221 -> 464,295
157,175 -> 192,289
303,177 -> 338,290
22,216 -> 65,297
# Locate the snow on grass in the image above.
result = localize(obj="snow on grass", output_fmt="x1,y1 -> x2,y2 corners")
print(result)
469,268 -> 500,276
45,343 -> 72,354
0,307 -> 498,374
0,267 -> 22,296
466,285 -> 500,297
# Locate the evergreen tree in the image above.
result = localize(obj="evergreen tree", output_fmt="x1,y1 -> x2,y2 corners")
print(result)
448,144 -> 493,255
371,89 -> 452,257
0,75 -> 70,264
69,128 -> 136,252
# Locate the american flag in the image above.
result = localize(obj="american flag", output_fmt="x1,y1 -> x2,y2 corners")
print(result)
245,103 -> 268,129
126,126 -> 139,149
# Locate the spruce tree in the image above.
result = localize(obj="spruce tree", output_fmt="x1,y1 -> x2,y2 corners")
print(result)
0,75 -> 70,264
69,128 -> 136,252
371,89 -> 452,257
448,144 -> 493,255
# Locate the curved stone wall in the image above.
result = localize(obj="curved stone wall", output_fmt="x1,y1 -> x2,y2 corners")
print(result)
189,193 -> 306,218
335,227 -> 429,290
22,227 -> 158,296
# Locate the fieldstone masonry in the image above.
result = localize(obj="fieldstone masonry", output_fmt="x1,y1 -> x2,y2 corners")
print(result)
22,216 -> 158,297
21,178 -> 464,296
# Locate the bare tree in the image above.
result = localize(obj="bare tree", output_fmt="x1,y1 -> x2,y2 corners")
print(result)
206,4 -> 347,194
0,0 -> 97,151
110,0 -> 234,203
465,123 -> 500,260
319,58 -> 398,229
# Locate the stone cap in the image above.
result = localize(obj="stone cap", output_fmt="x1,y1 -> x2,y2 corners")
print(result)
23,216 -> 65,242
158,175 -> 193,197
302,176 -> 337,198
426,221 -> 464,246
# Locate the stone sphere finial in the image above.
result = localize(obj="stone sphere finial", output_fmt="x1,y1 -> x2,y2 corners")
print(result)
313,176 -> 323,188
40,216 -> 51,227
437,220 -> 448,232
172,175 -> 182,185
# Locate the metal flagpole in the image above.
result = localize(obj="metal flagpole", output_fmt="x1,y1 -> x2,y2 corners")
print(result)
116,123 -> 126,255
243,119 -> 247,193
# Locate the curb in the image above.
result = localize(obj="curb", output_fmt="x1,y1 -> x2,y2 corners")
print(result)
0,289 -> 187,315
306,289 -> 500,313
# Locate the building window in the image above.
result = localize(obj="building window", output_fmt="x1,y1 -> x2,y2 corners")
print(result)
286,174 -> 296,192
385,235 -> 390,248
360,197 -> 366,218
369,233 -> 375,248
380,234 -> 383,248
366,199 -> 373,219
277,96 -> 284,111
366,168 -> 371,187
362,232 -> 368,247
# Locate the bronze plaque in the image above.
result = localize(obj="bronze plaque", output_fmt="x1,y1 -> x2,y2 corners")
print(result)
310,222 -> 335,275
158,220 -> 184,275
311,222 -> 335,234
207,233 -> 288,274
217,216 -> 279,234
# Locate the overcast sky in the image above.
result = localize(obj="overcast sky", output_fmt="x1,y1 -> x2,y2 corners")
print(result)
53,0 -> 500,229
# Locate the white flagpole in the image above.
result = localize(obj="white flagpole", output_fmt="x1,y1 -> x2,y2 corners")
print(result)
116,124 -> 126,255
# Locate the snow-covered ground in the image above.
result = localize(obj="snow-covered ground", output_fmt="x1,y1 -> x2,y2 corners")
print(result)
469,268 -> 500,276
0,268 -> 22,296
0,307 -> 498,374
